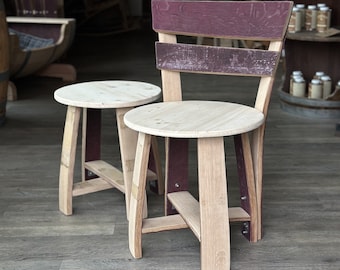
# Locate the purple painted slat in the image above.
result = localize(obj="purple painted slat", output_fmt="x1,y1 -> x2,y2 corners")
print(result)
234,134 -> 251,241
156,42 -> 280,76
166,138 -> 189,215
15,0 -> 59,17
152,0 -> 292,40
85,109 -> 101,180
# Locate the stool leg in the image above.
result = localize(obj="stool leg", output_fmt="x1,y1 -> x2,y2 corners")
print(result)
117,108 -> 163,219
197,137 -> 230,270
59,106 -> 81,215
252,127 -> 265,241
116,107 -> 139,219
129,132 -> 151,259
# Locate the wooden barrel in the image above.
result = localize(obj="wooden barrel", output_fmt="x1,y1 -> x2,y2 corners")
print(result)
0,0 -> 9,126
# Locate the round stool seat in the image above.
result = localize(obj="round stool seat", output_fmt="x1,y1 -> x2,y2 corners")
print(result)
124,100 -> 265,138
54,80 -> 161,108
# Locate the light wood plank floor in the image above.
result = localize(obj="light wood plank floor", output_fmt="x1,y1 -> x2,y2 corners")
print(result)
1,28 -> 340,270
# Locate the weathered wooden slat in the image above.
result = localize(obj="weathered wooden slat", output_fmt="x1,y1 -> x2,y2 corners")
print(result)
152,0 -> 292,40
84,160 -> 125,193
72,178 -> 114,196
156,42 -> 279,76
167,191 -> 251,237
142,214 -> 189,234
167,191 -> 201,240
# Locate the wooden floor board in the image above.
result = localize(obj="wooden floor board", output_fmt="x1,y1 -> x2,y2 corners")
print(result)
1,28 -> 339,269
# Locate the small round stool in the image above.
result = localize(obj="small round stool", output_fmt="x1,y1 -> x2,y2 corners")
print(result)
124,100 -> 264,269
54,80 -> 163,216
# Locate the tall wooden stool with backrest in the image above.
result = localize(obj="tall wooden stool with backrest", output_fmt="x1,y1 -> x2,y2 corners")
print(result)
124,1 -> 292,269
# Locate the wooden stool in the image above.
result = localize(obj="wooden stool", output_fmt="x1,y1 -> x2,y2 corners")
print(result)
54,80 -> 163,216
124,101 -> 265,269
124,1 -> 292,268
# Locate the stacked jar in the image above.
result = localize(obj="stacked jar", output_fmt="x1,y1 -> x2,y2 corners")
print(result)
289,71 -> 336,100
322,80 -> 339,100
308,78 -> 323,99
290,71 -> 306,97
317,4 -> 332,32
288,7 -> 302,33
291,3 -> 332,32
296,4 -> 306,27
305,5 -> 317,31
321,75 -> 332,98
308,71 -> 332,99
336,81 -> 340,91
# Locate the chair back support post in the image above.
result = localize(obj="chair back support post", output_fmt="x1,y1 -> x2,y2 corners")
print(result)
158,33 -> 182,102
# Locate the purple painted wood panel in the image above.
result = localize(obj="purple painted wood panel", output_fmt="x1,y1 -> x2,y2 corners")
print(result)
234,134 -> 251,241
156,42 -> 280,76
152,0 -> 292,40
166,138 -> 189,215
15,0 -> 59,17
85,109 -> 101,180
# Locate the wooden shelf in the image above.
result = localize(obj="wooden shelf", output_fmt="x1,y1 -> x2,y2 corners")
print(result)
287,30 -> 340,42
282,1 -> 340,119
284,32 -> 340,96
279,89 -> 340,119
283,0 -> 340,95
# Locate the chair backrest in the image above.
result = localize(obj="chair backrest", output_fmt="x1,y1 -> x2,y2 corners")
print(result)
152,0 -> 292,117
